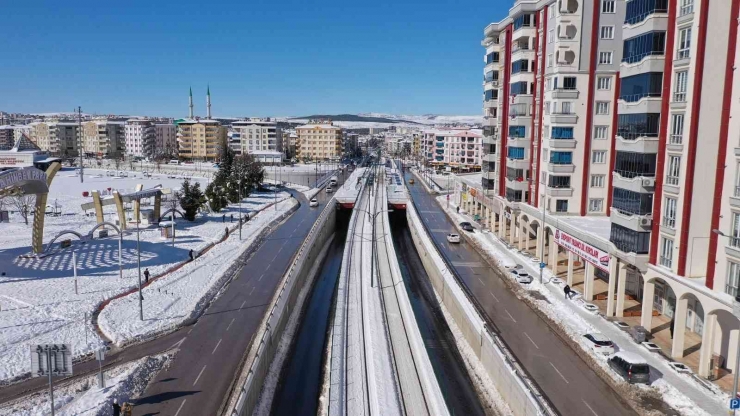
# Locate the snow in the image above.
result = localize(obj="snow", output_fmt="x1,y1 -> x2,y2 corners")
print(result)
0,354 -> 170,416
613,351 -> 649,365
559,215 -> 611,241
434,195 -> 729,416
0,168 -> 295,382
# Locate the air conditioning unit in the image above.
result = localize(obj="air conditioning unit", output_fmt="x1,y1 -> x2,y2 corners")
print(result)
639,217 -> 652,227
641,177 -> 655,187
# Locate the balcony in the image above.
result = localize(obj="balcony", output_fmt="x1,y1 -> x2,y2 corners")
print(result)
506,177 -> 529,191
548,162 -> 575,173
612,171 -> 655,194
549,112 -> 578,124
507,158 -> 529,170
546,186 -> 573,197
484,99 -> 499,109
610,208 -> 653,232
615,135 -> 659,153
557,24 -> 578,41
548,138 -> 577,149
551,89 -> 580,100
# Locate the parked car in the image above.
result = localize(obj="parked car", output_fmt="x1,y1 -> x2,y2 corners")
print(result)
608,352 -> 650,384
514,270 -> 532,284
459,222 -> 475,232
504,263 -> 522,271
446,233 -> 461,243
326,186 -> 334,193
583,333 -> 615,355
309,198 -> 319,207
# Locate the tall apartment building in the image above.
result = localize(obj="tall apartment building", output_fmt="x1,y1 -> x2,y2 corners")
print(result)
476,0 -> 740,385
28,121 -> 79,157
125,119 -> 156,158
295,122 -> 343,160
230,119 -> 282,155
0,126 -> 14,150
155,123 -> 177,157
82,120 -> 125,158
176,88 -> 227,161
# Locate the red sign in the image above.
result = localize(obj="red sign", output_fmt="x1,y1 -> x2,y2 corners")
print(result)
553,229 -> 610,272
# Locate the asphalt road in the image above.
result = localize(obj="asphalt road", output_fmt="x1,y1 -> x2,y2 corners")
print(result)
403,170 -> 636,416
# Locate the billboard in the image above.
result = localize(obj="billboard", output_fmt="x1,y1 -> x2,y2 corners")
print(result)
553,229 -> 611,272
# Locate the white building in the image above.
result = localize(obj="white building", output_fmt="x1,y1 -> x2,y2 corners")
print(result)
125,119 -> 156,158
230,118 -> 282,156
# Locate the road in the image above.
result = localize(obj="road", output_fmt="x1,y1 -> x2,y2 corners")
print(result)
131,180 -> 341,416
402,169 -> 636,416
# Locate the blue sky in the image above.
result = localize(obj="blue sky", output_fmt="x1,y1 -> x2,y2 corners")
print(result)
2,0 -> 509,117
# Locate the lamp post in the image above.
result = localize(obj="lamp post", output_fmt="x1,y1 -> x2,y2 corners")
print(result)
713,229 -> 740,399
136,216 -> 143,321
239,185 -> 242,240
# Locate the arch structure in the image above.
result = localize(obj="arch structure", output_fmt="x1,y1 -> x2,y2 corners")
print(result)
43,230 -> 84,253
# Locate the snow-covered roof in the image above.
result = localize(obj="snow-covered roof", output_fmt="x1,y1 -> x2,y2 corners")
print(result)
296,124 -> 341,130
613,351 -> 648,365
178,118 -> 221,125
559,216 -> 611,241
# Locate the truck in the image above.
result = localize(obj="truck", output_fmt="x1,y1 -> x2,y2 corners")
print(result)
329,175 -> 338,186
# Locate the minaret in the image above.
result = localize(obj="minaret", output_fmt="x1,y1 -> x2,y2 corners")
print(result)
206,85 -> 212,119
189,87 -> 194,119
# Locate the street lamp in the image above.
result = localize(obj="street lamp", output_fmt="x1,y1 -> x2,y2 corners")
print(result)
713,229 -> 740,399
135,215 -> 143,321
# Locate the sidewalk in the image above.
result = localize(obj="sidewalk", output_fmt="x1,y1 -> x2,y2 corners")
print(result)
436,196 -> 728,416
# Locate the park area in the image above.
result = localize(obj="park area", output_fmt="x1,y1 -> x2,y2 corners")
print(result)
0,167 -> 296,383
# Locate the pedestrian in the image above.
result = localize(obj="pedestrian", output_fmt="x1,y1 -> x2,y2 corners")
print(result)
670,317 -> 675,339
189,249 -> 194,261
231,214 -> 234,222
222,214 -> 225,223
564,284 -> 571,300
112,398 -> 121,416
225,226 -> 229,237
144,268 -> 150,283
456,206 -> 460,213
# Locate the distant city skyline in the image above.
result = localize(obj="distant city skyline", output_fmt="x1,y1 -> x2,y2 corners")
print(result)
2,0 -> 510,117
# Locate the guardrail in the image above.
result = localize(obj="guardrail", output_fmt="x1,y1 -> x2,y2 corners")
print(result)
405,170 -> 556,416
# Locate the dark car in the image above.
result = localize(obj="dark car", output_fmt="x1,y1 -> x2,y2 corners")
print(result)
459,222 -> 475,232
608,352 -> 650,384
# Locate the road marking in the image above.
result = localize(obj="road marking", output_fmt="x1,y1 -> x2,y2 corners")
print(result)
504,309 -> 517,323
477,277 -> 485,285
582,400 -> 599,416
226,318 -> 235,331
240,300 -> 246,310
212,339 -> 222,355
258,273 -> 264,281
249,287 -> 255,296
174,399 -> 187,416
193,365 -> 207,386
490,292 -> 499,302
187,328 -> 193,335
549,362 -> 569,384
524,332 -> 539,349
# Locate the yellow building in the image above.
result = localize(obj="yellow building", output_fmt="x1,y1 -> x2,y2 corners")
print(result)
296,122 -> 343,161
176,119 -> 226,161
82,120 -> 125,158
29,121 -> 79,157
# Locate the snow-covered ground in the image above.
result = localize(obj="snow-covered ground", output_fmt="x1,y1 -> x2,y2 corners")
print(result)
436,195 -> 728,416
0,168 -> 294,382
0,354 -> 170,416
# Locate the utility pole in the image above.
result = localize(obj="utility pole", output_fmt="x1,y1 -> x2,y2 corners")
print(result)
77,107 -> 84,183
136,217 -> 143,321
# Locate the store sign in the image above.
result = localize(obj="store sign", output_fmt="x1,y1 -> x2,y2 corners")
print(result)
554,229 -> 611,272
0,167 -> 48,193
0,156 -> 32,168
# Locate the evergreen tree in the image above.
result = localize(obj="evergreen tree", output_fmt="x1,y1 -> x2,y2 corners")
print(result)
178,179 -> 205,221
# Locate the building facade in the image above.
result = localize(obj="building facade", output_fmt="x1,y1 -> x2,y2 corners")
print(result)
0,126 -> 14,150
155,123 -> 177,157
230,119 -> 282,155
176,119 -> 226,161
28,121 -> 79,157
477,0 -> 740,387
82,120 -> 125,158
295,122 -> 343,160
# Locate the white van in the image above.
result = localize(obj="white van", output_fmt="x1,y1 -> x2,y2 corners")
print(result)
169,160 -> 180,165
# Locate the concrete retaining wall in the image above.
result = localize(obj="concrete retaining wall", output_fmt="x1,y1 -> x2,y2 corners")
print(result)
406,201 -> 554,416
226,201 -> 337,416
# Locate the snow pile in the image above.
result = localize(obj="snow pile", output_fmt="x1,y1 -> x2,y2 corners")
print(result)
99,197 -> 298,345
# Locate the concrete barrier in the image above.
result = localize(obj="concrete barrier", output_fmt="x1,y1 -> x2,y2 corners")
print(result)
224,200 -> 337,416
406,200 -> 555,416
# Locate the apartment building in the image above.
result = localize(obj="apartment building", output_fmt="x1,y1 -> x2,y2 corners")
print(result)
176,119 -> 226,161
0,126 -> 14,150
155,123 -> 177,157
28,121 -> 79,157
230,119 -> 282,155
82,120 -> 125,158
421,128 -> 482,171
475,0 -> 740,388
125,119 -> 156,158
295,122 -> 343,160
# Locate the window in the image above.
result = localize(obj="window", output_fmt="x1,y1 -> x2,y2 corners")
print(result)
595,126 -> 608,140
548,175 -> 571,188
513,14 -> 533,30
551,127 -> 574,139
592,150 -> 606,164
625,0 -> 669,25
597,77 -> 612,90
509,125 -> 526,137
666,155 -> 681,185
486,52 -> 500,64
545,102 -> 551,115
541,171 -> 547,184
512,59 -> 530,74
549,6 -> 555,18
562,77 -> 577,90
550,151 -> 573,164
599,51 -> 613,65
678,27 -> 692,59
734,164 -> 740,197
670,114 -> 684,144
727,261 -> 740,297
556,200 -> 569,212
561,102 -> 573,114
591,175 -> 605,188
622,31 -> 666,63
543,125 -> 550,138
660,237 -> 674,268
548,29 -> 554,44
546,78 -> 552,91
602,0 -> 616,13
589,199 -> 604,212
547,54 -> 553,67
680,0 -> 694,16
508,147 -> 525,159
674,71 -> 688,102
620,72 -> 663,102
617,113 -> 661,140
731,212 -> 740,248
660,197 -> 677,230
610,223 -> 651,254
600,26 -> 614,39
596,101 -> 610,115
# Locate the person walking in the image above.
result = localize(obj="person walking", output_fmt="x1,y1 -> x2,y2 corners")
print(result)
144,268 -> 150,283
225,226 -> 229,237
112,399 -> 121,416
670,317 -> 675,339
222,214 -> 225,223
564,284 -> 571,300
189,249 -> 194,261
230,214 -> 234,223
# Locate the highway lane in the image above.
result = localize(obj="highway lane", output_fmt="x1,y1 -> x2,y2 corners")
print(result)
402,170 -> 635,416
132,181 -> 341,416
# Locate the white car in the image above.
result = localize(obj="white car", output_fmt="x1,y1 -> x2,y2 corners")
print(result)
446,233 -> 461,243
514,270 -> 532,284
309,198 -> 319,207
584,333 -> 615,355
326,187 -> 334,193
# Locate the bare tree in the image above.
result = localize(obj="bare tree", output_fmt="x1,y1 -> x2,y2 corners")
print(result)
10,194 -> 35,225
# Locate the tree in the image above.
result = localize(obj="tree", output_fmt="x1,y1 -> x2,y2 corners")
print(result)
178,180 -> 205,221
10,194 -> 35,225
